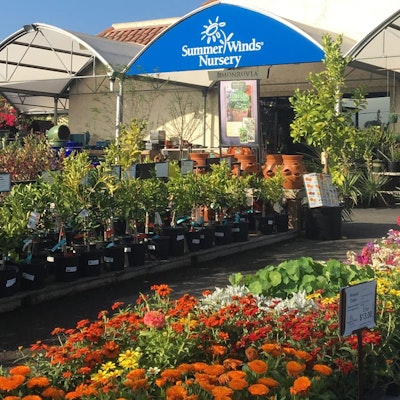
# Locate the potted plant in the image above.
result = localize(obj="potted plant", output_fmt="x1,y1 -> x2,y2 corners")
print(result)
378,143 -> 400,172
250,168 -> 285,234
0,188 -> 29,297
113,177 -> 147,267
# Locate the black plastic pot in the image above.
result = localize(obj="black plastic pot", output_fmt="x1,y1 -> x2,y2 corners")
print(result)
0,264 -> 20,297
46,253 -> 80,282
305,207 -> 342,240
162,227 -> 186,257
19,257 -> 47,290
78,249 -> 103,276
214,224 -> 233,245
254,215 -> 276,235
103,246 -> 125,271
125,243 -> 146,267
147,236 -> 170,260
232,221 -> 249,242
276,213 -> 289,232
199,227 -> 215,249
185,230 -> 201,252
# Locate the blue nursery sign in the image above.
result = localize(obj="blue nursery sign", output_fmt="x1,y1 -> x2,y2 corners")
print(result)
127,3 -> 324,75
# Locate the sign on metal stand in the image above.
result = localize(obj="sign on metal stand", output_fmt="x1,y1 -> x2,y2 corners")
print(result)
339,280 -> 377,400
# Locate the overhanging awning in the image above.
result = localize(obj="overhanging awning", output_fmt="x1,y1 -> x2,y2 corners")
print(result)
125,1 -> 353,88
0,23 -> 144,114
347,10 -> 400,74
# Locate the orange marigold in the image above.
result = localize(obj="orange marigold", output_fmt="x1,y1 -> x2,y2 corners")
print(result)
0,374 -> 25,391
161,368 -> 183,382
290,376 -> 311,396
26,376 -> 51,388
248,383 -> 270,396
166,384 -> 188,399
223,358 -> 242,370
257,377 -> 280,388
41,386 -> 66,398
293,349 -> 313,362
245,347 -> 259,361
19,395 -> 42,400
204,364 -> 226,377
211,385 -> 234,397
286,360 -> 306,377
3,397 -> 20,400
211,345 -> 227,357
126,369 -> 146,380
313,364 -> 333,376
229,378 -> 248,390
247,359 -> 268,375
261,343 -> 283,357
9,365 -> 31,376
227,370 -> 247,380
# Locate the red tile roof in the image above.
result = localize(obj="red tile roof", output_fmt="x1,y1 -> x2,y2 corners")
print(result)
97,1 -> 217,45
98,18 -> 177,45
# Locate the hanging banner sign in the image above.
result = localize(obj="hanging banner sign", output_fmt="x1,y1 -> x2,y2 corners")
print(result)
339,280 -> 377,337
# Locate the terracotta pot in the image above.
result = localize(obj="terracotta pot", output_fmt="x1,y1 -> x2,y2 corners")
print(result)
281,154 -> 306,189
262,154 -> 283,178
189,152 -> 209,166
234,154 -> 258,174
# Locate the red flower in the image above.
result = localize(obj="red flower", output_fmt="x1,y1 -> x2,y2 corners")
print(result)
143,310 -> 166,329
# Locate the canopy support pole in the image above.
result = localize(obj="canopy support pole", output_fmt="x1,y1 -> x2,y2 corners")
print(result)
53,97 -> 58,125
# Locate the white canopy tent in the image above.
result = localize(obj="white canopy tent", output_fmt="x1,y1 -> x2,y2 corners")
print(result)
0,23 -> 144,118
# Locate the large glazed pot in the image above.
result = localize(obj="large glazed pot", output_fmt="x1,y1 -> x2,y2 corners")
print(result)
281,154 -> 306,189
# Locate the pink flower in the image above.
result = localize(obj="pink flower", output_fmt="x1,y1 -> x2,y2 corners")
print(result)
143,310 -> 166,329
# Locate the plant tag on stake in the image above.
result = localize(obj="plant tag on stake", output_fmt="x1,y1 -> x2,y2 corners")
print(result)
27,211 -> 40,230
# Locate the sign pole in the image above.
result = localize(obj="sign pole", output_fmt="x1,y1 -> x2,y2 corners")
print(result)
357,329 -> 364,400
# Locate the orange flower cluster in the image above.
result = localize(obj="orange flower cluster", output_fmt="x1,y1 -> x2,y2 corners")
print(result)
0,284 -> 379,400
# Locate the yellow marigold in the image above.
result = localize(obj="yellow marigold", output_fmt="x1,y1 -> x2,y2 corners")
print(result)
247,359 -> 268,375
290,376 -> 311,396
229,378 -> 248,390
312,364 -> 333,376
0,374 -> 26,391
257,377 -> 279,388
26,376 -> 51,388
286,360 -> 306,377
9,365 -> 31,376
248,383 -> 270,396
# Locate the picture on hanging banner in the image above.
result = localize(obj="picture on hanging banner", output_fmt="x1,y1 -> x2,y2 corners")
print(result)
219,80 -> 259,147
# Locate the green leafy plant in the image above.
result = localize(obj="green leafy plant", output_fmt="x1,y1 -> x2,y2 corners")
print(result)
229,256 -> 375,298
290,34 -> 379,186
104,118 -> 146,171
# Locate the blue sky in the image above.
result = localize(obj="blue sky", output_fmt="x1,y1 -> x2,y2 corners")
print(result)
1,0 -> 203,41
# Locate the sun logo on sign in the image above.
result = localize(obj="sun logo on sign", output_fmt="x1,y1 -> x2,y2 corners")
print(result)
201,16 -> 233,52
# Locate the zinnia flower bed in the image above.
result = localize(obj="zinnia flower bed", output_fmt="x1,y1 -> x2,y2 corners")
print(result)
1,227 -> 400,399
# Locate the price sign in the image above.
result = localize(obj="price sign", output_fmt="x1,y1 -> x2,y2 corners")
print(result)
339,280 -> 377,337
